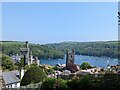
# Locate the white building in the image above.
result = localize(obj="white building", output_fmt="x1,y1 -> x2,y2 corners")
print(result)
2,71 -> 20,88
11,54 -> 21,63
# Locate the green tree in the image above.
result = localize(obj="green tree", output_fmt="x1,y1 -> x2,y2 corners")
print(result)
41,78 -> 69,90
77,75 -> 92,89
20,66 -> 47,86
80,62 -> 92,69
1,54 -> 15,71
101,74 -> 120,89
67,75 -> 101,89
41,78 -> 56,90
1,41 -> 64,59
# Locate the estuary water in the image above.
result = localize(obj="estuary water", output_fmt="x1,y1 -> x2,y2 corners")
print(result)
40,55 -> 118,68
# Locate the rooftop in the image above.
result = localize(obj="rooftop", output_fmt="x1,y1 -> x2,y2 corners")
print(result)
3,71 -> 20,85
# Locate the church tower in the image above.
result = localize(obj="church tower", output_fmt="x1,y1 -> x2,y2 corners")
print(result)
66,49 -> 78,73
66,49 -> 75,68
19,41 -> 30,80
20,41 -> 30,65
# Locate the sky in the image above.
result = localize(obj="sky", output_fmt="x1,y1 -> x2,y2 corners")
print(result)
2,2 -> 118,44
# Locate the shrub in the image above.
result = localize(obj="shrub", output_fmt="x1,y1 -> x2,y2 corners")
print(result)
101,74 -> 120,89
41,78 -> 56,90
2,54 -> 14,71
41,78 -> 70,90
80,62 -> 92,69
20,66 -> 47,86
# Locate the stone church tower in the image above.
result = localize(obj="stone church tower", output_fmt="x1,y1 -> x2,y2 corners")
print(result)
19,41 -> 40,80
20,41 -> 30,65
66,49 -> 79,73
66,49 -> 75,68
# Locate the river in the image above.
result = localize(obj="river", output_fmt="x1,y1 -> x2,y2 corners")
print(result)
40,55 -> 118,68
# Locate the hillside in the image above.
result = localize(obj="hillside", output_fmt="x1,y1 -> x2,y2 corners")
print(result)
0,41 -> 64,59
46,41 -> 119,58
1,41 -> 119,59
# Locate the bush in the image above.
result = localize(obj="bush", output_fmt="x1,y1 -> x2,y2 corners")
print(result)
41,78 -> 70,90
80,62 -> 92,69
41,78 -> 56,90
77,75 -> 92,89
20,66 -> 47,86
101,74 -> 120,89
2,54 -> 15,71
24,63 -> 38,70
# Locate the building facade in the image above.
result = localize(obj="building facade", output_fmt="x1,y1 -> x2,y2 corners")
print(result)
2,71 -> 20,88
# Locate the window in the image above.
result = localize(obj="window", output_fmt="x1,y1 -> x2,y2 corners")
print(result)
14,83 -> 17,88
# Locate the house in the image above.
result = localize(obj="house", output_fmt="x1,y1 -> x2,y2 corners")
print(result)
2,71 -> 20,88
76,70 -> 92,75
11,54 -> 21,63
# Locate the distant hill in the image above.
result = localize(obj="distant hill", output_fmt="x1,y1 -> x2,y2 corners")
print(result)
0,41 -> 64,59
1,41 -> 119,59
46,41 -> 119,58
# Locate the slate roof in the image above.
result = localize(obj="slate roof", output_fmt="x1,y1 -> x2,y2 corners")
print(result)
60,70 -> 71,75
76,70 -> 92,75
3,71 -> 20,85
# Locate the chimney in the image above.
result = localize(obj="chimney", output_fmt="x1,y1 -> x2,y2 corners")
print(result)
25,41 -> 29,48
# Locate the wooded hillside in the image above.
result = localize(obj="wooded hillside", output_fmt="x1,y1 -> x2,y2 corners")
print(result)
46,41 -> 119,58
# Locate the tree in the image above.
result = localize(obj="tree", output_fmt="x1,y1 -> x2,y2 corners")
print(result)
41,78 -> 69,90
67,75 -> 101,89
20,66 -> 47,86
101,74 -> 120,89
1,54 -> 15,71
80,62 -> 92,69
77,75 -> 92,89
41,78 -> 56,90
1,41 -> 64,59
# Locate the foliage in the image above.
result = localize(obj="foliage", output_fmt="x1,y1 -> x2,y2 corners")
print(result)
41,78 -> 56,90
80,62 -> 92,69
1,54 -> 17,71
20,66 -> 47,86
45,68 -> 54,75
78,75 -> 92,89
67,74 -> 120,89
1,41 -> 119,60
101,74 -> 120,89
39,65 -> 54,75
24,63 -> 38,70
47,41 -> 119,58
41,78 -> 69,90
1,41 -> 64,59
40,74 -> 120,89
67,75 -> 92,89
